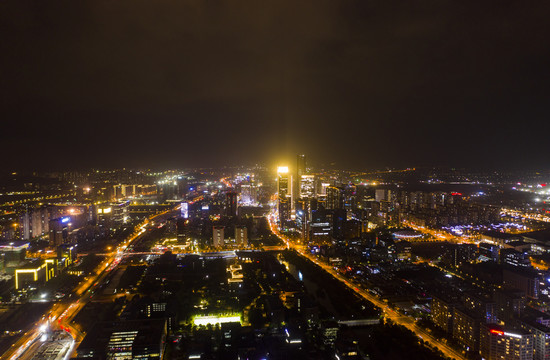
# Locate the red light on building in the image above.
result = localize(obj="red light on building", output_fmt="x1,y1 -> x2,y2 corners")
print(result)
451,192 -> 462,196
490,329 -> 504,336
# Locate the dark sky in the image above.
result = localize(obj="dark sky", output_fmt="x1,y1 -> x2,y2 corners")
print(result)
1,1 -> 549,171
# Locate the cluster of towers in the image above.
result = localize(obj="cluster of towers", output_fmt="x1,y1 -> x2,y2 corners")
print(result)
276,155 -> 315,229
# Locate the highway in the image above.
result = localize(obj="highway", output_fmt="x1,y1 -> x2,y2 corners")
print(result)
268,214 -> 465,360
0,207 -> 180,360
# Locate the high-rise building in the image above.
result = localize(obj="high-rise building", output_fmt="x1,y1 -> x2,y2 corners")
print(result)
226,191 -> 238,217
300,175 -> 315,199
462,292 -> 497,324
318,182 -> 330,197
295,199 -> 311,241
240,183 -> 259,206
309,208 -> 331,243
49,217 -> 70,247
503,267 -> 540,299
180,201 -> 189,219
495,289 -> 525,322
19,206 -> 50,240
432,296 -> 457,333
213,226 -> 225,247
277,166 -> 291,225
517,315 -> 550,360
452,307 -> 480,352
112,201 -> 130,226
326,186 -> 344,210
329,208 -> 346,239
480,324 -> 534,360
297,154 -> 307,177
293,155 -> 307,212
235,225 -> 248,247
375,188 -> 393,203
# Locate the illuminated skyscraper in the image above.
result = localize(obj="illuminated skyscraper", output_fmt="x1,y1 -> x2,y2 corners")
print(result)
300,175 -> 315,199
318,182 -> 330,197
277,166 -> 291,225
294,154 -> 307,209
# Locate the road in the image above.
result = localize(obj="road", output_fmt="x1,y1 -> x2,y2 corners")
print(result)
1,207 -> 180,360
401,220 -> 473,244
501,208 -> 550,224
268,214 -> 465,360
18,331 -> 73,360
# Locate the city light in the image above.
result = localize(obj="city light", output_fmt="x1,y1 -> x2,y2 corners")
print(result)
193,314 -> 242,326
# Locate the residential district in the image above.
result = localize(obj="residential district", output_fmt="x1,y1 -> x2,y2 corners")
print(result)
0,157 -> 550,360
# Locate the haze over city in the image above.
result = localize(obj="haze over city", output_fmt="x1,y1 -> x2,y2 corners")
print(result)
1,1 -> 550,170
1,1 -> 550,360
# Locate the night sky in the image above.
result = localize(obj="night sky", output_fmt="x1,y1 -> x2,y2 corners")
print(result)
1,1 -> 549,171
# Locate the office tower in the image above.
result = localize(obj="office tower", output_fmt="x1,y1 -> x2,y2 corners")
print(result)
300,175 -> 315,199
112,201 -> 130,226
318,182 -> 330,197
326,186 -> 344,210
309,208 -> 331,243
297,154 -> 307,177
213,226 -> 225,247
329,208 -> 346,239
226,191 -> 238,217
49,217 -> 70,247
14,260 -> 51,290
295,199 -> 311,241
293,154 -> 307,211
277,166 -> 291,225
235,225 -> 248,247
57,244 -> 77,267
77,319 -> 167,360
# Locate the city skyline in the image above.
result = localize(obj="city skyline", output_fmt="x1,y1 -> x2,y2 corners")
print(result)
0,163 -> 549,359
1,1 -> 550,358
